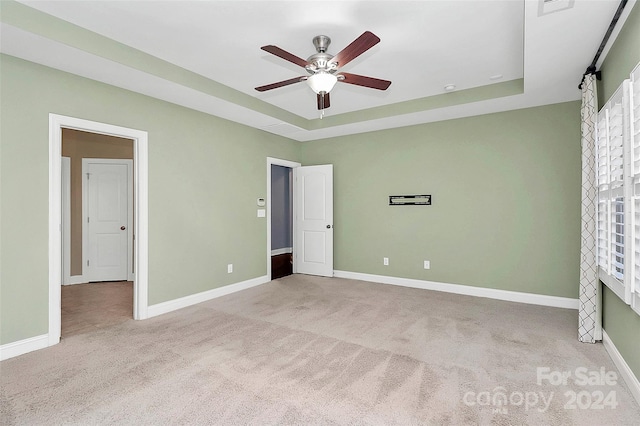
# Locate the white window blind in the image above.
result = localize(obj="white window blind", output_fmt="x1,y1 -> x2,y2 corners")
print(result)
611,88 -> 627,284
631,63 -> 640,314
597,110 -> 610,270
598,85 -> 628,300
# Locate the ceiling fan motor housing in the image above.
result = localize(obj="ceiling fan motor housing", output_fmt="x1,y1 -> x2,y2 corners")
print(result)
312,35 -> 331,52
307,35 -> 337,74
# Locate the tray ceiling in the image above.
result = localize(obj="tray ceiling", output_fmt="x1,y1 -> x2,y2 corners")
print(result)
0,0 -> 629,141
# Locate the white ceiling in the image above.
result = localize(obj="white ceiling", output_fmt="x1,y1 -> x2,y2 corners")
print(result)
0,0 -> 633,141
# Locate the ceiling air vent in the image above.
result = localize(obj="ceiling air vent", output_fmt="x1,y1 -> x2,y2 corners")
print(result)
539,0 -> 575,16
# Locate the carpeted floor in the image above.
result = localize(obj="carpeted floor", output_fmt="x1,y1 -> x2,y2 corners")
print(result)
61,281 -> 133,337
1,275 -> 639,425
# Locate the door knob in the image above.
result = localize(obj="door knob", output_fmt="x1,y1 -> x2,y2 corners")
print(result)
120,226 -> 126,230
326,225 -> 332,229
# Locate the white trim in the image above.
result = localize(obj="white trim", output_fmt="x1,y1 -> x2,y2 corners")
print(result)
49,114 -> 149,351
602,330 -> 640,407
49,115 -> 63,346
134,131 -> 149,319
82,160 -> 87,279
271,247 -> 293,256
267,157 -> 300,280
63,275 -> 87,286
82,158 -> 134,283
62,156 -> 71,285
0,334 -> 49,361
147,275 -> 269,318
334,270 -> 579,309
633,293 -> 640,316
600,267 -> 628,303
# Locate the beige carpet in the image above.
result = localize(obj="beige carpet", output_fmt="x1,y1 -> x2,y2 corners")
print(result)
1,275 -> 639,425
62,281 -> 133,337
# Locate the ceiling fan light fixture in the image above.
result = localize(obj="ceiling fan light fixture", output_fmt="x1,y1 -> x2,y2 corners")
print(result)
307,72 -> 338,94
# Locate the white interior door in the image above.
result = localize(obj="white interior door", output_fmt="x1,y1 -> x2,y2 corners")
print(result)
85,160 -> 132,282
295,164 -> 333,277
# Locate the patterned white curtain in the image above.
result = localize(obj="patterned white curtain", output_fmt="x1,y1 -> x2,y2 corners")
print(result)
578,74 -> 602,343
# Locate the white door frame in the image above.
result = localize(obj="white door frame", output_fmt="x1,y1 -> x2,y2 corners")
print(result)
49,114 -> 149,347
267,157 -> 301,280
82,158 -> 134,282
61,157 -> 72,285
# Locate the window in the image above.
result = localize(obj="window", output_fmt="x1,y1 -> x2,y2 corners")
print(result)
597,61 -> 640,316
631,63 -> 640,315
598,84 -> 628,297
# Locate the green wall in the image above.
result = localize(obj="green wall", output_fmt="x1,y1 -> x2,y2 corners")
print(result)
602,288 -> 640,378
598,3 -> 640,381
0,54 -> 300,345
599,3 -> 640,104
301,101 -> 581,298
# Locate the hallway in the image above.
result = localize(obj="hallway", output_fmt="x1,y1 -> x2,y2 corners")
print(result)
61,281 -> 133,338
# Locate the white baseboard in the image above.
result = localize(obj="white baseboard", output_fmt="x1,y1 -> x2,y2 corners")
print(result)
147,275 -> 270,318
603,330 -> 640,407
64,275 -> 135,285
271,247 -> 293,256
333,270 -> 579,310
0,334 -> 49,361
63,275 -> 86,286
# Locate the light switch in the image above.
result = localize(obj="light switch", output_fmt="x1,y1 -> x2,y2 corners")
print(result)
257,209 -> 266,217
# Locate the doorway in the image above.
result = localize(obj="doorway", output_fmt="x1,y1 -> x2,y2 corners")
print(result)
270,164 -> 293,279
267,158 -> 334,280
267,157 -> 300,280
61,131 -> 135,337
62,130 -> 134,284
49,114 -> 149,347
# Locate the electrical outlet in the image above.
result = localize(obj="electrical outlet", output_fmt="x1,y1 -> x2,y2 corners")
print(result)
227,264 -> 233,273
383,257 -> 389,266
424,260 -> 430,269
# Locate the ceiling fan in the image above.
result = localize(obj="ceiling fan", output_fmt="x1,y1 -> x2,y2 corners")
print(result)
255,31 -> 391,111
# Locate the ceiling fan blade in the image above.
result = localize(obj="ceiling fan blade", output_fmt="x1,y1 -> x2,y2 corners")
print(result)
328,31 -> 381,68
255,76 -> 306,92
261,45 -> 309,68
317,93 -> 330,110
339,72 -> 391,90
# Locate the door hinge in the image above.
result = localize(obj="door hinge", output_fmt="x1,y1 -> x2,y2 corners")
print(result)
86,173 -> 90,180
87,259 -> 90,266
87,216 -> 90,223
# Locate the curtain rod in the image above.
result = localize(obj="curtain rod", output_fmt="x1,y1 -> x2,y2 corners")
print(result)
578,0 -> 628,89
